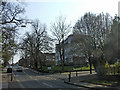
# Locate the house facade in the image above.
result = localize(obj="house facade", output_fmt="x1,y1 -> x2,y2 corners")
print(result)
55,33 -> 88,66
44,53 -> 56,66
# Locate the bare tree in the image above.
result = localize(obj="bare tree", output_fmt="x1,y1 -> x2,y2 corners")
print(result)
73,12 -> 112,75
1,1 -> 26,66
51,16 -> 71,71
73,12 -> 96,74
19,32 -> 35,67
20,20 -> 53,70
1,2 -> 25,25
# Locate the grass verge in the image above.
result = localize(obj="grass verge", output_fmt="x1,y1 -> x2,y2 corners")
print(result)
82,78 -> 120,87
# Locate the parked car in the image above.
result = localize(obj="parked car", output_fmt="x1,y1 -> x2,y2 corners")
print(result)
7,65 -> 12,73
17,66 -> 23,72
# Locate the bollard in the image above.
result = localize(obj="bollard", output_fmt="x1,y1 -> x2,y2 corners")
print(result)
11,73 -> 13,81
114,67 -> 115,75
68,74 -> 71,82
76,71 -> 77,76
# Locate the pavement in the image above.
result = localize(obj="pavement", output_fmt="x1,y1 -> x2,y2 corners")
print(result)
2,67 -> 21,89
64,73 -> 120,90
2,68 -> 9,88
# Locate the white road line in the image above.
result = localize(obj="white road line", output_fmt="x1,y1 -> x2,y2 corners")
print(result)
23,71 -> 33,79
23,71 -> 54,88
42,82 -> 53,88
15,77 -> 25,88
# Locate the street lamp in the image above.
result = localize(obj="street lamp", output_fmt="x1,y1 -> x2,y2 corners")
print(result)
11,50 -> 14,81
21,25 -> 26,27
11,24 -> 26,81
11,32 -> 15,81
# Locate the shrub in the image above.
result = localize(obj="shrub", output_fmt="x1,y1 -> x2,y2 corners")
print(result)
114,62 -> 120,67
105,61 -> 110,68
105,61 -> 120,75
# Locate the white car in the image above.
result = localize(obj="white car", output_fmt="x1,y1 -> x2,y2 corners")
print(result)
17,66 -> 23,72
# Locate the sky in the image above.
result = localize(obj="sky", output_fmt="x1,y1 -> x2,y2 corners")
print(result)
12,0 -> 120,64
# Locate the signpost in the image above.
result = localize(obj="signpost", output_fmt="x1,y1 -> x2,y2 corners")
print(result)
48,67 -> 51,70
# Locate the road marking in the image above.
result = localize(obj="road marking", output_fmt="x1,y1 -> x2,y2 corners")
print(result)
23,71 -> 33,79
12,71 -> 25,88
23,71 -> 54,88
15,77 -> 25,88
42,82 -> 53,88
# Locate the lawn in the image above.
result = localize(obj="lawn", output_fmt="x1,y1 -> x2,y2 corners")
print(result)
42,66 -> 73,71
39,65 -> 94,72
31,65 -> 95,72
82,78 -> 119,86
74,65 -> 94,71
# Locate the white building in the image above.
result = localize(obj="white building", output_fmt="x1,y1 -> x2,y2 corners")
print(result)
55,33 -> 88,66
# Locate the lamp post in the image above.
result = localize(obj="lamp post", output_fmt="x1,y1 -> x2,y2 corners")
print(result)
11,22 -> 31,81
11,38 -> 14,81
11,29 -> 16,81
11,52 -> 14,81
10,20 -> 31,81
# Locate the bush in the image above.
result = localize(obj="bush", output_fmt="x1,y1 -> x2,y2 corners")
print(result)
1,64 -> 4,70
105,62 -> 120,75
114,62 -> 120,67
105,61 -> 110,68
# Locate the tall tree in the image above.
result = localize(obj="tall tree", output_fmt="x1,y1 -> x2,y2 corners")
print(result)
31,20 -> 53,69
1,1 -> 26,66
73,12 -> 96,74
104,16 -> 120,64
1,2 -> 25,25
73,12 -> 112,75
20,20 -> 53,70
2,26 -> 18,66
51,16 -> 71,71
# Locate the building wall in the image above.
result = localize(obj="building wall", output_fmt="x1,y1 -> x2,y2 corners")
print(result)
55,44 -> 61,65
44,53 -> 56,66
55,33 -> 87,66
73,56 -> 88,66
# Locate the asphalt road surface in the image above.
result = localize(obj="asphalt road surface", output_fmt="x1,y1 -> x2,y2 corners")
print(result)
13,66 -> 93,89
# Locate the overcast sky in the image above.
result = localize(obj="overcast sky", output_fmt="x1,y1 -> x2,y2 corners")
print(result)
13,0 -> 120,64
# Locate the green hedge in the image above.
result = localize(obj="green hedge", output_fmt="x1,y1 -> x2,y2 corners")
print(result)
42,66 -> 73,71
41,65 -> 94,72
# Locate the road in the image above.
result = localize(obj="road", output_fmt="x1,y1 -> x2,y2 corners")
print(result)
12,66 -> 93,89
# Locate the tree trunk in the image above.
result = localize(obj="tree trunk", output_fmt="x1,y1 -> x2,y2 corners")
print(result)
88,57 -> 92,74
59,49 -> 62,65
40,60 -> 43,71
59,44 -> 63,68
94,55 -> 106,76
62,46 -> 65,72
34,61 -> 38,69
4,62 -> 7,67
92,57 -> 97,72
